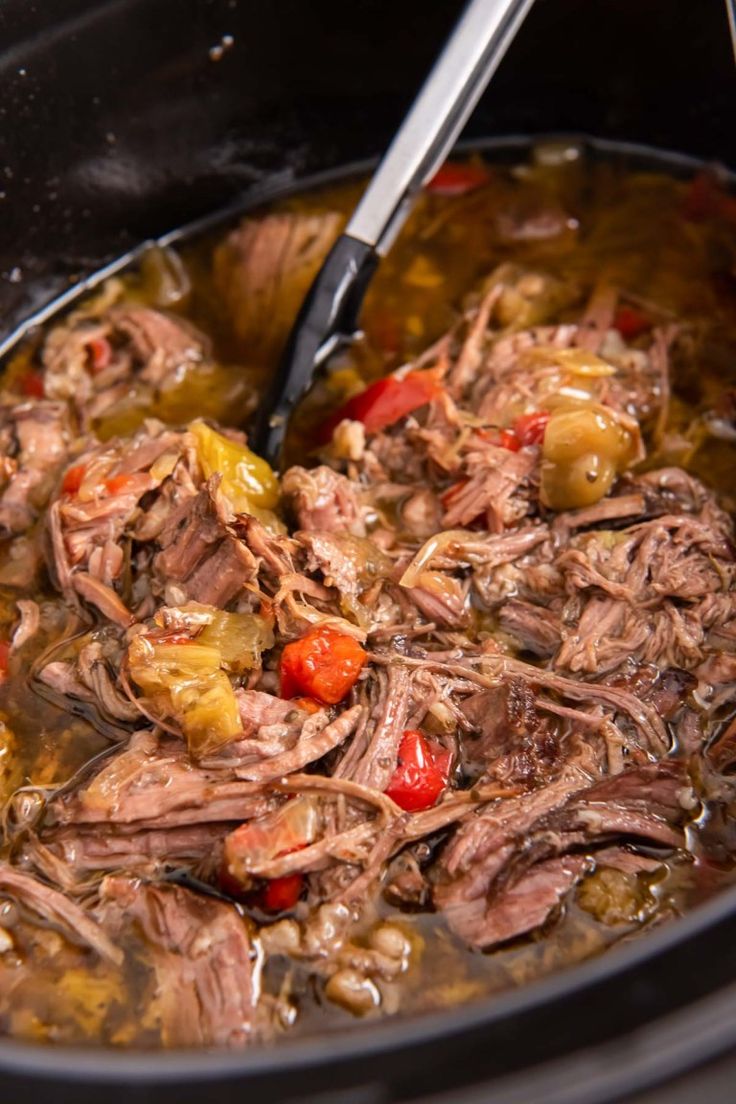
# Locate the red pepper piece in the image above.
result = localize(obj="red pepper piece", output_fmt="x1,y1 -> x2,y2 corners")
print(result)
280,626 -> 366,704
62,464 -> 86,495
87,336 -> 112,373
440,478 -> 470,509
0,641 -> 10,677
498,413 -> 549,451
426,162 -> 492,196
104,474 -> 139,495
613,306 -> 651,341
512,410 -> 550,447
385,729 -> 452,812
319,372 -> 440,442
260,873 -> 304,912
21,371 -> 45,399
498,428 -> 520,451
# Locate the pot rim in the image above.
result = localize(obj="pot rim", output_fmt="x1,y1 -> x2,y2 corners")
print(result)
1,132 -> 734,1083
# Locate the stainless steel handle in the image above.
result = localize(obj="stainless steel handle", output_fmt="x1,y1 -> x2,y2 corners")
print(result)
345,0 -> 535,255
727,0 -> 736,63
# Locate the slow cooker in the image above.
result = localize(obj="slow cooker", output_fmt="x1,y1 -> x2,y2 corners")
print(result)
1,1 -> 736,1100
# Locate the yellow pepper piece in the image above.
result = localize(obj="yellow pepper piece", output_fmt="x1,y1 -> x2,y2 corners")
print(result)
190,419 -> 279,512
198,608 -> 275,673
128,637 -> 242,756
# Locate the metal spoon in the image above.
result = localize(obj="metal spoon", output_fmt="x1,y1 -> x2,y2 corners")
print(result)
253,0 -> 535,466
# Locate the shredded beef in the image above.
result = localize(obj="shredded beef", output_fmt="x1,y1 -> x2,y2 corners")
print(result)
433,761 -> 690,948
213,211 -> 343,360
43,304 -> 212,426
0,400 -> 70,536
99,877 -> 256,1047
0,863 -> 122,964
282,465 -> 367,535
153,477 -> 257,606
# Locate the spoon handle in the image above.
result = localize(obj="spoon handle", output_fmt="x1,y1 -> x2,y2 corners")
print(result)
346,0 -> 535,256
253,0 -> 534,465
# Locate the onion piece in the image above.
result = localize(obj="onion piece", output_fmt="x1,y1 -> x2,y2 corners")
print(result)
399,529 -> 475,589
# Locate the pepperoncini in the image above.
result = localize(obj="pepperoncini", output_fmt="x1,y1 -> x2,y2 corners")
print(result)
190,419 -> 280,519
127,637 -> 241,755
540,403 -> 638,510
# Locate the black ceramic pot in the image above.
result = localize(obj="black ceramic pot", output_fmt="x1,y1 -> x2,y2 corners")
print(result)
1,2 -> 736,1101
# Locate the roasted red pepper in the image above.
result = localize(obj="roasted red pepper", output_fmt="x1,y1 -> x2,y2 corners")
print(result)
498,428 -> 520,451
0,641 -> 10,678
61,464 -> 86,495
222,800 -> 315,912
613,306 -> 651,341
103,474 -> 139,495
87,336 -> 112,373
426,162 -> 492,196
259,873 -> 304,912
385,729 -> 452,812
280,626 -> 367,704
20,371 -> 45,399
513,411 -> 550,447
320,372 -> 440,441
62,466 -> 141,497
498,411 -> 550,451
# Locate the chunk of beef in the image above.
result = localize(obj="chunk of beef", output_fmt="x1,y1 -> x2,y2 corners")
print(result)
213,211 -> 343,360
459,678 -> 560,785
297,530 -> 390,603
236,690 -> 296,736
38,638 -> 140,738
350,667 -> 412,792
111,306 -> 210,386
50,731 -> 274,831
406,573 -> 469,628
450,855 -> 587,948
0,863 -> 122,964
434,761 -> 690,949
282,465 -> 367,536
48,422 -> 189,619
554,505 -> 736,675
442,442 -> 537,533
0,400 -> 70,536
43,823 -> 228,877
153,478 -> 257,607
99,877 -> 256,1047
497,599 -> 561,657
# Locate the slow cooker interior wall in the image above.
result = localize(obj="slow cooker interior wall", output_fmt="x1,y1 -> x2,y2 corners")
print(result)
0,0 -> 734,341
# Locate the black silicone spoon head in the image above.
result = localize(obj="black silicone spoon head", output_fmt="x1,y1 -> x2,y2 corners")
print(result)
251,0 -> 534,468
251,234 -> 378,467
